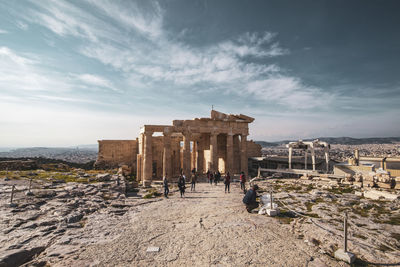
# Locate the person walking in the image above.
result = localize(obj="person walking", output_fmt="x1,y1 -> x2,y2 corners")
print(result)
209,171 -> 214,185
163,175 -> 169,198
224,172 -> 231,193
215,171 -> 221,185
178,174 -> 186,198
240,171 -> 246,193
190,171 -> 197,191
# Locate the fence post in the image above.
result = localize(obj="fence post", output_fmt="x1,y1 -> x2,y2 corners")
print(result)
334,211 -> 355,263
344,212 -> 348,252
10,185 -> 17,207
270,189 -> 273,209
26,178 -> 34,196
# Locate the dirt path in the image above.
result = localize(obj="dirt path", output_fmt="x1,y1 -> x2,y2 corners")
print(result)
59,182 -> 343,266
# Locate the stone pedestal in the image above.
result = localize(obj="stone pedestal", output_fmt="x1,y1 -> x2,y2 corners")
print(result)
334,249 -> 355,264
266,208 -> 279,216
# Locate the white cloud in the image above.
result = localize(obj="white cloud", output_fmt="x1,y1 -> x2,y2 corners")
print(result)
0,29 -> 8,34
0,46 -> 73,92
16,21 -> 28,30
75,74 -> 119,92
86,0 -> 163,38
17,0 -> 329,110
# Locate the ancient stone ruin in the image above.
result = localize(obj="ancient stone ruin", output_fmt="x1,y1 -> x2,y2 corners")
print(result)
95,110 -> 261,185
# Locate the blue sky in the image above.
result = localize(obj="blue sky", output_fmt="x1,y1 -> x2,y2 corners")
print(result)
1,0 -> 399,146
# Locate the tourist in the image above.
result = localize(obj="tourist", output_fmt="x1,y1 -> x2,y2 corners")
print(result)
224,172 -> 231,193
209,172 -> 214,185
242,184 -> 259,213
240,171 -> 246,193
178,174 -> 186,198
190,171 -> 197,191
215,170 -> 221,185
163,175 -> 169,198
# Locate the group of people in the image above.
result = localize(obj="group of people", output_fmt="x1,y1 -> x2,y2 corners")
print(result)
162,170 -> 259,213
162,170 -> 248,198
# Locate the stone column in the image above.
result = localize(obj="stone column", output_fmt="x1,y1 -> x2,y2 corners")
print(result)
311,147 -> 316,171
304,149 -> 308,170
183,132 -> 191,177
197,140 -> 204,174
210,132 -> 218,172
240,134 -> 248,176
143,131 -> 153,186
324,146 -> 329,173
163,133 -> 172,179
191,140 -> 197,172
288,146 -> 293,170
226,133 -> 234,173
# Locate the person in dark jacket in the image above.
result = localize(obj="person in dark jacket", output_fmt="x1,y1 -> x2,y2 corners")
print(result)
190,172 -> 197,191
163,175 -> 169,198
224,172 -> 231,193
242,184 -> 259,213
209,171 -> 214,185
214,171 -> 221,185
240,171 -> 246,193
178,174 -> 186,198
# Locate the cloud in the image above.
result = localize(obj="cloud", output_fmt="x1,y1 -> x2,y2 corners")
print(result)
16,0 -> 330,110
0,29 -> 8,34
75,74 -> 119,92
0,46 -> 73,92
245,76 -> 332,109
16,21 -> 28,30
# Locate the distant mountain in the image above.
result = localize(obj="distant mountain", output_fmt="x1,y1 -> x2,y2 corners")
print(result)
256,137 -> 400,147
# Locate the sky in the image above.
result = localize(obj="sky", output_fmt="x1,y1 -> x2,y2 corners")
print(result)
0,0 -> 399,147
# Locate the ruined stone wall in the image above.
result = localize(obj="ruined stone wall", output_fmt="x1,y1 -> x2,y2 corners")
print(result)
96,140 -> 137,168
247,140 -> 262,157
333,164 -> 374,176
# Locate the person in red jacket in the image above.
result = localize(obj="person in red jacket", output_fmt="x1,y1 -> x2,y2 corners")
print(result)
240,171 -> 246,193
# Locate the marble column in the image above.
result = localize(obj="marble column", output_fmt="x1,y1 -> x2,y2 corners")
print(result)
304,149 -> 308,170
226,133 -> 234,173
210,132 -> 218,172
191,140 -> 197,172
311,147 -> 316,171
162,133 -> 172,179
183,132 -> 191,177
324,146 -> 329,173
143,131 -> 153,186
240,134 -> 248,176
197,140 -> 204,174
288,146 -> 293,170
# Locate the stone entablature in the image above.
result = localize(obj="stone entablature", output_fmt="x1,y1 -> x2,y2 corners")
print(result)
95,110 -> 260,186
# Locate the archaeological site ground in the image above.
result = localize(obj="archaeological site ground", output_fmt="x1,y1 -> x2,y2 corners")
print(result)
0,111 -> 399,267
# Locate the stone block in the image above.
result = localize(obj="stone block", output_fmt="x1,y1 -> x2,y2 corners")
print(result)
364,189 -> 399,201
334,249 -> 355,264
376,182 -> 392,189
266,208 -> 279,216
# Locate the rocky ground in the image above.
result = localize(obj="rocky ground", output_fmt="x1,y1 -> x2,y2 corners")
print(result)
0,171 -> 399,266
